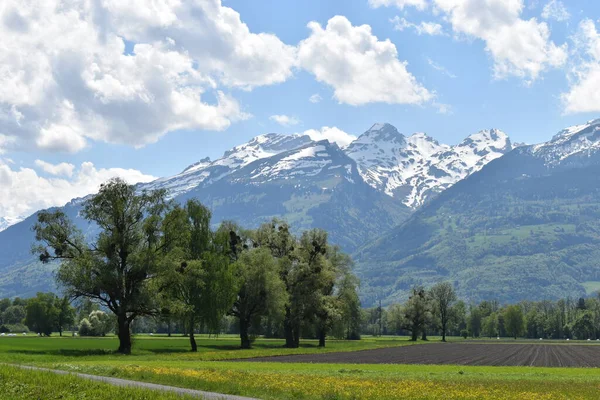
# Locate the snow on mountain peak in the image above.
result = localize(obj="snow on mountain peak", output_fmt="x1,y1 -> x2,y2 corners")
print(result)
362,123 -> 406,144
347,125 -> 513,208
533,119 -> 600,166
142,122 -> 515,211
243,140 -> 354,184
144,133 -> 313,198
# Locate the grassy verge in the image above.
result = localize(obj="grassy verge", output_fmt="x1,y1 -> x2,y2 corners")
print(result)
0,364 -> 194,400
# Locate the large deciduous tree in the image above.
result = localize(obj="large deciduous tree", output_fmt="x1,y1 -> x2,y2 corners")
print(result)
34,178 -> 171,354
158,201 -> 237,352
503,305 -> 525,339
230,248 -> 286,349
403,286 -> 432,341
430,282 -> 457,342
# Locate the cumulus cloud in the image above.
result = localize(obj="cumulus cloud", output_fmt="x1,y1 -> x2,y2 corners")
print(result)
302,126 -> 357,148
0,160 -> 155,220
297,16 -> 433,106
0,0 -> 296,152
562,19 -> 600,114
34,160 -> 75,177
391,17 -> 445,36
368,0 -> 428,11
541,0 -> 570,22
270,115 -> 300,126
309,94 -> 323,103
433,0 -> 567,82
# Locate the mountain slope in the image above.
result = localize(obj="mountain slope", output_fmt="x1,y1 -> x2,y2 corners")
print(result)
176,140 -> 410,251
346,123 -> 513,208
355,119 -> 600,306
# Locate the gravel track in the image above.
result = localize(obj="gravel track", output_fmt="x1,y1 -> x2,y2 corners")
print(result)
242,343 -> 600,367
8,364 -> 258,400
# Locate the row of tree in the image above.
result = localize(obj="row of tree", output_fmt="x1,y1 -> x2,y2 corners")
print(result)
363,286 -> 600,341
0,293 -> 74,336
33,179 -> 361,353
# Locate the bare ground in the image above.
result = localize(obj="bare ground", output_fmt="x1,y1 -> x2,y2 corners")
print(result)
242,343 -> 600,367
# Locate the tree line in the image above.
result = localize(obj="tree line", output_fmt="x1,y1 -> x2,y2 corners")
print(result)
33,178 -> 361,354
362,285 -> 600,341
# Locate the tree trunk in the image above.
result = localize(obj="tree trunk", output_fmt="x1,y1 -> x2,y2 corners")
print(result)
59,328 -> 63,337
421,329 -> 427,341
283,308 -> 296,348
240,318 -> 251,349
117,315 -> 132,355
167,319 -> 171,338
318,327 -> 326,347
442,325 -> 446,342
189,316 -> 197,352
293,321 -> 301,348
411,330 -> 418,341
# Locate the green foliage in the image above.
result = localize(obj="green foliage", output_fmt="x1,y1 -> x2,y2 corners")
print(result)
24,293 -> 59,336
81,310 -> 113,337
402,286 -> 433,341
503,305 -> 525,339
1,305 -> 25,325
157,200 -> 237,351
230,248 -> 287,348
430,282 -> 457,341
34,178 -> 171,354
482,313 -> 499,338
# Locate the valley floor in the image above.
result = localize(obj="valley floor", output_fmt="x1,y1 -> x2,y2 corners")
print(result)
2,335 -> 600,399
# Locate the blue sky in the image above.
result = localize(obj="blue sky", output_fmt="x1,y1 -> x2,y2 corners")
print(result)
0,0 -> 599,219
54,0 -> 599,176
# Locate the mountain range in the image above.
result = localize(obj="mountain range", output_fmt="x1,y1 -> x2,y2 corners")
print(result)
2,120 -> 600,306
356,119 -> 600,305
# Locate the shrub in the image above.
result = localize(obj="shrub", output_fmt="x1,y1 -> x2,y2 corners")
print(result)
460,329 -> 468,339
78,318 -> 93,336
78,311 -> 113,337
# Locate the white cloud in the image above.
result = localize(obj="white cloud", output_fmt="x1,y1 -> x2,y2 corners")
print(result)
302,126 -> 357,148
391,17 -> 445,36
541,0 -> 570,22
433,0 -> 567,82
34,160 -> 75,177
368,0 -> 428,11
0,0 -> 295,153
309,94 -> 323,103
0,160 -> 155,220
562,19 -> 600,114
427,58 -> 458,78
297,16 -> 433,106
270,115 -> 300,126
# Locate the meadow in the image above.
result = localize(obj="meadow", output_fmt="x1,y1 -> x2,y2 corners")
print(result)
2,335 -> 600,399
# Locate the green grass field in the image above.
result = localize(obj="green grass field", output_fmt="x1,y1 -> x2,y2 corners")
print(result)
0,364 -> 195,400
2,335 -> 600,399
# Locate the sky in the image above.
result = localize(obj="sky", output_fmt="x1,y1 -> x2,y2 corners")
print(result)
0,0 -> 599,221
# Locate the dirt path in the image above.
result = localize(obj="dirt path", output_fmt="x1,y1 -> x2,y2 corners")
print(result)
9,364 -> 258,400
241,343 -> 600,367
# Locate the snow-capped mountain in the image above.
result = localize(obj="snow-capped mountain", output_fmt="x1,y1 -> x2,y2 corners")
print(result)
530,119 -> 600,167
143,133 -> 312,198
137,123 -> 514,209
346,123 -> 513,208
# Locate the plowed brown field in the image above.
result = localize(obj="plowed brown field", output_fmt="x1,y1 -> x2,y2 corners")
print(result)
244,343 -> 600,367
